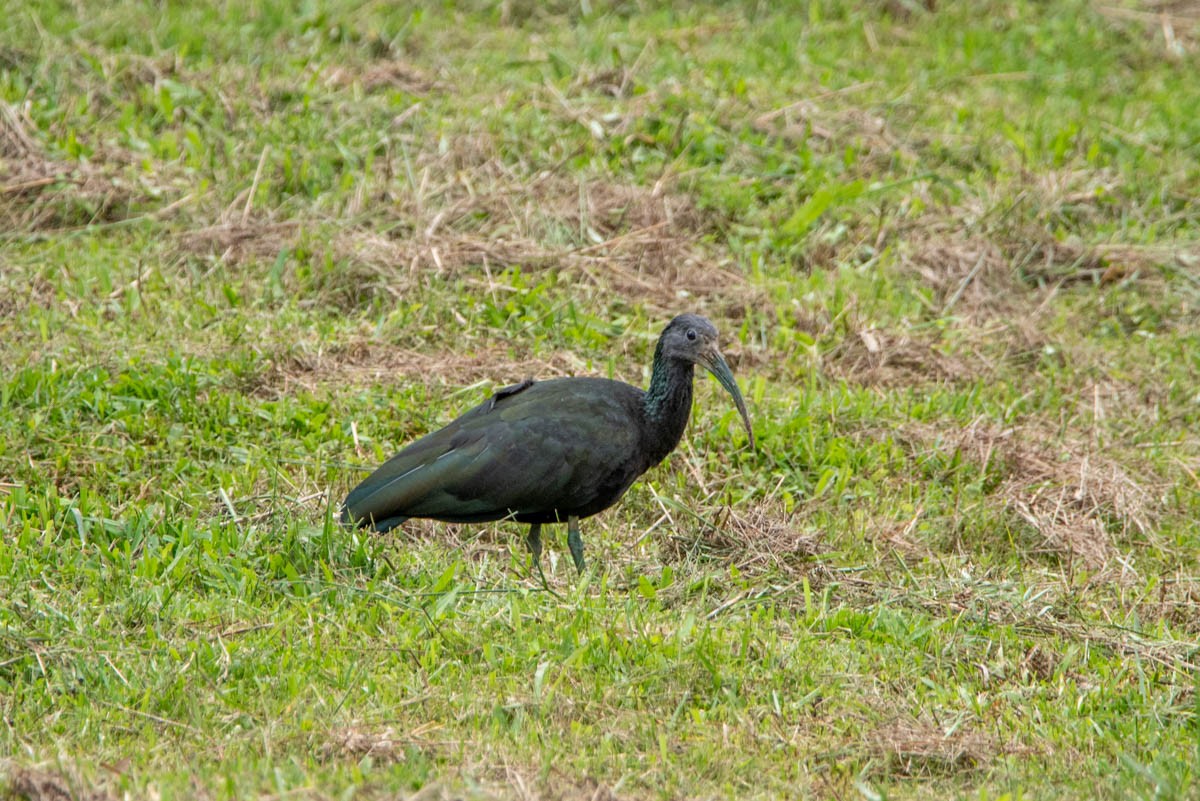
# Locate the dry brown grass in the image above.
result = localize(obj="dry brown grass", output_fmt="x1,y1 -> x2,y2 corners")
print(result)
331,166 -> 755,313
902,235 -> 1020,320
1153,573 -> 1200,635
463,768 -> 629,801
882,215 -> 1185,393
171,114 -> 758,315
1096,0 -> 1200,56
732,301 -> 991,389
177,220 -> 300,265
0,103 -> 171,232
893,167 -> 1177,324
898,419 -> 1160,570
866,716 -> 1018,777
324,60 -> 441,94
753,90 -> 919,172
0,271 -> 55,321
3,766 -> 118,801
249,338 -> 594,399
531,774 -> 625,801
823,326 -> 983,387
173,152 -> 760,316
862,508 -> 937,561
319,723 -> 436,764
658,501 -> 824,579
898,232 -> 1131,323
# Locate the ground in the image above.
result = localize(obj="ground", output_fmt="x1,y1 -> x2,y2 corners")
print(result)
1,1 -> 1199,799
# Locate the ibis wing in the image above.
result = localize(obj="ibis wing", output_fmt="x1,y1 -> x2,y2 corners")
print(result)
450,385 -> 643,517
342,378 -> 645,526
341,421 -> 497,525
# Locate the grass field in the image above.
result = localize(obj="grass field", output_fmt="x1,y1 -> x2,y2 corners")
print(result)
2,1 -> 1199,798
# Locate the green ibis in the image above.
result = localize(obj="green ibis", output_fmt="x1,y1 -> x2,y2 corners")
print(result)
340,314 -> 753,579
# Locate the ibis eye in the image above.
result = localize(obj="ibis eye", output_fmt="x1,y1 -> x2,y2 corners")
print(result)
686,329 -> 697,341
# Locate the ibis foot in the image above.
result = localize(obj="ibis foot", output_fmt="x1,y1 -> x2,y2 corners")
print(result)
566,515 -> 585,574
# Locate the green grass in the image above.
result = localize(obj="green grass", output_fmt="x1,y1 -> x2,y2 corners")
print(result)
2,1 -> 1199,799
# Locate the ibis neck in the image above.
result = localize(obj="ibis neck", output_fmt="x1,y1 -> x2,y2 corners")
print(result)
641,347 -> 694,465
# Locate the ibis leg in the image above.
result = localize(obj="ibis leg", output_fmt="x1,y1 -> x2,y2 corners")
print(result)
566,515 -> 585,574
526,522 -> 549,589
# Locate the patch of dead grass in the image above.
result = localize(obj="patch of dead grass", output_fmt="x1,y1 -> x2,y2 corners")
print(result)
888,161 -> 1181,332
169,118 -> 761,315
1154,573 -> 1200,635
331,169 -> 755,313
753,93 -> 918,171
568,64 -> 640,99
866,715 -> 1019,777
898,419 -> 1160,570
897,189 -> 1174,327
252,339 -> 594,398
532,773 -> 625,801
0,273 -> 55,320
659,501 -> 824,578
176,220 -> 300,265
902,235 -> 1018,320
4,766 -> 118,801
173,170 -> 759,316
0,102 -> 171,232
863,507 -> 935,560
885,571 -> 1200,672
824,327 -> 983,387
324,121 -> 756,311
883,220 -> 1189,395
325,60 -> 441,94
1096,1 -> 1200,56
320,723 -> 438,763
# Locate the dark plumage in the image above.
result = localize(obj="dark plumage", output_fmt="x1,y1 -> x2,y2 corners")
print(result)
341,314 -> 753,579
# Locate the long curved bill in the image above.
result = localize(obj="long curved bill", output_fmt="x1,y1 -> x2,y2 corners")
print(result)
698,346 -> 755,450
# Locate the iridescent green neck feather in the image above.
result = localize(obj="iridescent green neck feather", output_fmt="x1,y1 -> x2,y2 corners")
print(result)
641,338 -> 695,465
